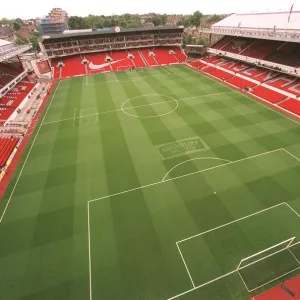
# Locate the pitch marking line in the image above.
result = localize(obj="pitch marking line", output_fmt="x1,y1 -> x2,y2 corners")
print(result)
0,81 -> 61,223
247,265 -> 300,293
176,242 -> 195,288
41,91 -> 235,126
162,157 -> 232,182
87,148 -> 299,205
237,270 -> 250,292
171,202 -> 300,299
73,108 -> 76,127
85,72 -> 167,86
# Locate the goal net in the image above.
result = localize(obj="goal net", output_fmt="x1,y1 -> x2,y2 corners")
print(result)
117,65 -> 133,72
237,237 -> 300,292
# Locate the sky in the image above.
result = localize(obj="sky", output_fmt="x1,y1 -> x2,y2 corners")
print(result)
1,0 -> 300,19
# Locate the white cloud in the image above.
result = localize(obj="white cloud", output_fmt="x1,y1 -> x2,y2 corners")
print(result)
1,0 -> 299,19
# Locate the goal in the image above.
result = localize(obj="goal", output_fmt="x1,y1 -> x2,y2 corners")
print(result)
236,237 -> 300,292
117,65 -> 133,72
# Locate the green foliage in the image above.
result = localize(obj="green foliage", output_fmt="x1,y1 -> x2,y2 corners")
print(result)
15,31 -> 41,52
15,37 -> 28,45
0,18 -> 12,25
68,14 -> 141,30
13,22 -> 21,31
68,16 -> 89,29
206,14 -> 224,25
178,11 -> 203,28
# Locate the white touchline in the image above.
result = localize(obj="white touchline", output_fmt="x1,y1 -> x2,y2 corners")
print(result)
87,203 -> 93,300
41,91 -> 235,126
0,81 -> 61,223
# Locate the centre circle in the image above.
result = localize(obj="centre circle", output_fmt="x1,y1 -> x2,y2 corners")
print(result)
121,94 -> 178,118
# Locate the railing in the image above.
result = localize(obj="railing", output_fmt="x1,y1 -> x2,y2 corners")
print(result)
207,48 -> 300,77
200,27 -> 300,42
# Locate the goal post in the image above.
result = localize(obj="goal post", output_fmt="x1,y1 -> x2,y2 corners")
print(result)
117,65 -> 133,72
236,237 -> 300,292
237,237 -> 296,271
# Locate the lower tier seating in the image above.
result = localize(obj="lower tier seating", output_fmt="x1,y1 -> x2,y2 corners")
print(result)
252,86 -> 287,103
129,50 -> 146,68
0,136 -> 19,168
226,76 -> 256,89
0,81 -> 35,125
87,53 -> 111,73
140,49 -> 158,66
174,49 -> 187,62
211,69 -> 233,80
61,56 -> 85,78
110,51 -> 134,71
154,48 -> 178,65
279,98 -> 300,115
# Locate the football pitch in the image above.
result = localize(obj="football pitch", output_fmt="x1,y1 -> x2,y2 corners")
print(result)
1,65 -> 300,300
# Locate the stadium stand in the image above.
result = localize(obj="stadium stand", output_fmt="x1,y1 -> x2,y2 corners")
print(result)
87,52 -> 111,74
279,98 -> 300,115
0,136 -> 19,168
140,49 -> 158,66
173,48 -> 187,62
226,76 -> 256,89
210,68 -> 233,80
110,50 -> 134,71
60,56 -> 85,78
0,63 -> 22,87
128,50 -> 146,68
0,81 -> 35,125
252,85 -> 287,103
154,48 -> 178,65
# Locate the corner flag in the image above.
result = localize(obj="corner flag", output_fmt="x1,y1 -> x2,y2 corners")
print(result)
288,1 -> 295,22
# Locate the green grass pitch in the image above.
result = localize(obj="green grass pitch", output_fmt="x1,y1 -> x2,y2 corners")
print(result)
0,65 -> 300,300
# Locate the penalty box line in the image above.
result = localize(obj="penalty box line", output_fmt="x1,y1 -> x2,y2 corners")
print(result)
171,202 -> 300,299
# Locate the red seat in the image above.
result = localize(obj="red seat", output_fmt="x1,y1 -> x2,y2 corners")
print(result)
252,86 -> 286,103
279,98 -> 300,115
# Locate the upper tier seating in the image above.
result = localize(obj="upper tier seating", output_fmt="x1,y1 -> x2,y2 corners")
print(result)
211,36 -> 234,50
279,98 -> 300,115
220,37 -> 255,54
129,50 -> 146,68
0,63 -> 22,88
0,136 -> 19,168
110,51 -> 134,71
240,40 -> 282,59
154,48 -> 178,65
252,86 -> 287,103
0,81 -> 35,125
265,42 -> 300,67
140,49 -> 158,66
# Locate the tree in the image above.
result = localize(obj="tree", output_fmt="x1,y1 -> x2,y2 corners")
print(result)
68,16 -> 88,29
15,38 -> 28,45
13,22 -> 21,31
189,10 -> 202,27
